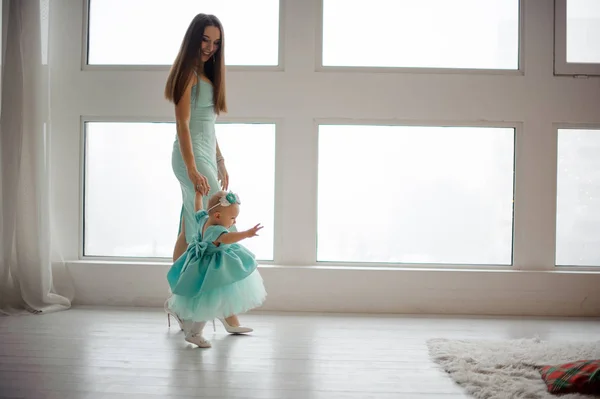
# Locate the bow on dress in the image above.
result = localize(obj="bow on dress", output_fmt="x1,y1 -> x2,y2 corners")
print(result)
166,233 -> 220,297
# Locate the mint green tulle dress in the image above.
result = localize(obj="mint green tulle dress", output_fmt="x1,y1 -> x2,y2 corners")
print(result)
166,210 -> 266,321
168,78 -> 266,322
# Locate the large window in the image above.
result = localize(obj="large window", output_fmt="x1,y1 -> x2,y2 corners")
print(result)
86,0 -> 280,66
317,125 -> 515,265
83,122 -> 276,260
556,128 -> 600,267
321,0 -> 520,70
56,0 -> 600,276
555,0 -> 600,75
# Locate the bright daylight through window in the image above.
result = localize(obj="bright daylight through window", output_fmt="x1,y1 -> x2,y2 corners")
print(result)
83,122 -> 276,261
87,0 -> 280,65
556,128 -> 600,267
322,0 -> 520,69
566,0 -> 600,63
317,125 -> 515,265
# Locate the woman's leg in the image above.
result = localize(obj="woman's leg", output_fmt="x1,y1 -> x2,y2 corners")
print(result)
166,215 -> 187,331
172,216 -> 187,262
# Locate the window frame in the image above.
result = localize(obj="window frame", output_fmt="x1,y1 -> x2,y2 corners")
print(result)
554,0 -> 600,76
78,115 -> 283,264
554,122 -> 600,269
80,0 -> 286,71
313,118 -> 519,269
315,0 -> 526,75
41,0 -> 600,317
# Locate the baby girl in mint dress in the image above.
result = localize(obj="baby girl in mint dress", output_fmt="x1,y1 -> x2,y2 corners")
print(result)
166,190 -> 266,348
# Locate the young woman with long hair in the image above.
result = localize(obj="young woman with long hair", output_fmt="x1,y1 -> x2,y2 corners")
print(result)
163,14 -> 266,348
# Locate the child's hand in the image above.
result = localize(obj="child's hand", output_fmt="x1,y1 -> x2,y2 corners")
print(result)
244,224 -> 263,238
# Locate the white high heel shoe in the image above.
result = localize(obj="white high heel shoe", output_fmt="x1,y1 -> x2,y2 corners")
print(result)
164,299 -> 183,331
212,318 -> 253,334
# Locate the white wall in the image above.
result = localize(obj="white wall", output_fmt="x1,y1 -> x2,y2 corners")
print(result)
49,0 -> 600,316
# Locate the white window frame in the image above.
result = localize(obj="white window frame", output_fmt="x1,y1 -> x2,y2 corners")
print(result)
554,0 -> 600,76
43,0 -> 600,314
80,0 -> 286,71
78,115 -> 283,265
315,0 -> 526,75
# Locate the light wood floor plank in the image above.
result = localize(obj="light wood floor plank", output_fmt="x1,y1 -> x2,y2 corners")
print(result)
1,307 -> 599,398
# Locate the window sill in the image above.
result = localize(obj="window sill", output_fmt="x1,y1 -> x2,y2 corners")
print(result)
62,259 -> 600,318
66,259 -> 600,274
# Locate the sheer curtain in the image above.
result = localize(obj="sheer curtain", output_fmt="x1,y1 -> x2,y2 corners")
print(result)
0,0 -> 73,314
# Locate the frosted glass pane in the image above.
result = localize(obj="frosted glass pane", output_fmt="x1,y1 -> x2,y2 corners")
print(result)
317,125 -> 515,265
567,0 -> 600,63
87,0 -> 279,65
556,129 -> 600,266
322,0 -> 519,69
84,122 -> 275,260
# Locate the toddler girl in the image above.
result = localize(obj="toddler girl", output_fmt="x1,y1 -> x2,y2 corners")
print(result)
165,190 -> 267,348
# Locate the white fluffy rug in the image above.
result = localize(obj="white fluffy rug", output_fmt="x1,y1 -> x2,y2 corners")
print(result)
427,337 -> 600,399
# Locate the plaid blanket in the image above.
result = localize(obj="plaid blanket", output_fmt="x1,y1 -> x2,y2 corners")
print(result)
540,359 -> 600,395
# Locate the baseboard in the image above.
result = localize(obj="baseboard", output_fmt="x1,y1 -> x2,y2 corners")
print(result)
64,261 -> 600,317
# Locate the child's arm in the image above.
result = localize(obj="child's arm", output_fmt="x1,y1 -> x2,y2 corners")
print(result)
214,224 -> 263,246
194,191 -> 204,212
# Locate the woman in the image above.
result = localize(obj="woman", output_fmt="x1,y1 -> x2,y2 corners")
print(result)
163,13 -> 254,336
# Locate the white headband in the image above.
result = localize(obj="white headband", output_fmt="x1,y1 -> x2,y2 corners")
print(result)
207,191 -> 241,212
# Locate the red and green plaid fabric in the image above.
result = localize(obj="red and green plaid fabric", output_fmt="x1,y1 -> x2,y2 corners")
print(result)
540,359 -> 600,395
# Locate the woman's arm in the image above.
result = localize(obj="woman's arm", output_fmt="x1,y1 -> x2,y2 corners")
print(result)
216,140 -> 224,163
215,139 -> 228,190
175,77 -> 196,174
175,75 -> 209,194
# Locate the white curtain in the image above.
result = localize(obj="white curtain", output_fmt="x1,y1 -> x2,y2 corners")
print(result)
0,0 -> 73,314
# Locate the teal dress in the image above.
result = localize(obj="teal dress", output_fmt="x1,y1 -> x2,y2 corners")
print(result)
172,79 -> 221,243
169,78 -> 265,321
166,210 -> 266,321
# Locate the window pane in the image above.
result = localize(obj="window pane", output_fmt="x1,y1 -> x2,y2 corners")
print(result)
317,125 -> 515,265
556,129 -> 600,266
84,122 -> 275,260
322,0 -> 519,69
87,0 -> 279,65
567,0 -> 600,63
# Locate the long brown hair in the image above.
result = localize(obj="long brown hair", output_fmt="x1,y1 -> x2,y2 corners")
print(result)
164,13 -> 227,114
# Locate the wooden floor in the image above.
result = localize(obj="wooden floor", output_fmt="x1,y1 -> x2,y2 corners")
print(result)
1,308 -> 599,399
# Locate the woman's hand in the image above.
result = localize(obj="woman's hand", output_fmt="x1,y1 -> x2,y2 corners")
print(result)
217,160 -> 229,191
188,168 -> 210,195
